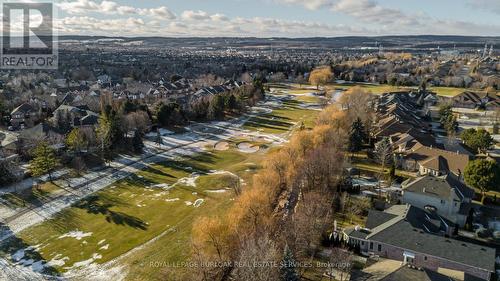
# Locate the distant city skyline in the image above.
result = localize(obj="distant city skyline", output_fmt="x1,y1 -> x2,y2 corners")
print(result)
39,0 -> 500,37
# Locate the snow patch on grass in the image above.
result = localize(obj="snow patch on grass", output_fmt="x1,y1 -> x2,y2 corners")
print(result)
174,173 -> 200,187
11,249 -> 25,261
68,253 -> 102,269
47,254 -> 69,267
149,183 -> 170,189
58,230 -> 93,240
205,189 -> 229,193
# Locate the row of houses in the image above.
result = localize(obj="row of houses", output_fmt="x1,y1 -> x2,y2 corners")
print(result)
373,91 -> 471,179
2,78 -> 247,157
1,103 -> 99,157
343,91 -> 496,280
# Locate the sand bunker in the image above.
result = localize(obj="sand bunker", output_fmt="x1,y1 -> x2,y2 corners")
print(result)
214,141 -> 229,151
193,199 -> 204,208
237,142 -> 259,153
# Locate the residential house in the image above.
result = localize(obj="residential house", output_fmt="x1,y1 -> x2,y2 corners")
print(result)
451,92 -> 500,110
402,175 -> 474,227
343,205 -> 495,281
97,74 -> 112,87
0,131 -> 18,157
51,105 -> 99,131
10,103 -> 41,128
400,144 -> 470,178
373,93 -> 432,140
377,265 -> 461,281
17,122 -> 64,152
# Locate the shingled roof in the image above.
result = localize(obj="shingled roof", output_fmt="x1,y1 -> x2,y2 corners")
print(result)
366,205 -> 495,273
405,145 -> 470,176
403,175 -> 474,201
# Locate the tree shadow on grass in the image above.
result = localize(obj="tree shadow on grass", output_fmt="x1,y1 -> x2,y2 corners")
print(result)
141,166 -> 178,180
73,195 -> 148,230
0,222 -> 60,277
47,208 -> 83,233
160,156 -> 213,175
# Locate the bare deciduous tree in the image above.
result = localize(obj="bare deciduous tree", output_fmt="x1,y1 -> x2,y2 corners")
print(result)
233,235 -> 279,281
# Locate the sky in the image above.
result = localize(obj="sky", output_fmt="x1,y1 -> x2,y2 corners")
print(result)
26,0 -> 500,37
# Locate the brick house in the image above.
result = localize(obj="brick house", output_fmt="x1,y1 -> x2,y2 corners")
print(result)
343,205 -> 495,281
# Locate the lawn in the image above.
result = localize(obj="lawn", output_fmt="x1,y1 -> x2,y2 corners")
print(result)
292,94 -> 324,104
0,146 -> 268,279
243,99 -> 320,134
322,82 -> 498,97
0,183 -> 62,209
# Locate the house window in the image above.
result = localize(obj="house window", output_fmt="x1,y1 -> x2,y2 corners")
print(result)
370,242 -> 373,250
378,244 -> 382,252
361,241 -> 364,245
440,200 -> 445,204
424,256 -> 427,261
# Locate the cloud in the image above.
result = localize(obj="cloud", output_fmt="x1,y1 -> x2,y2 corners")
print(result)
181,10 -> 229,22
54,0 -> 500,37
139,7 -> 176,19
181,10 -> 210,21
58,0 -> 175,19
211,13 -> 230,22
277,0 -> 334,10
331,0 -> 419,26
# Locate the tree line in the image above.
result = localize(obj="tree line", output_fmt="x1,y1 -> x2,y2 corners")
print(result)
177,88 -> 374,281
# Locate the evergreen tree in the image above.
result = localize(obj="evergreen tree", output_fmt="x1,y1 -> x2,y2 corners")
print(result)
156,130 -> 163,147
461,128 -> 494,154
156,102 -> 184,126
156,103 -> 173,127
29,142 -> 59,181
439,104 -> 458,134
121,99 -> 136,114
226,94 -> 238,111
280,245 -> 299,281
348,118 -> 366,152
132,131 -> 144,153
464,160 -> 500,203
208,95 -> 225,120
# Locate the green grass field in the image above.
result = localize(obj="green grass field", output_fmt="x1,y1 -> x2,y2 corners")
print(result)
0,87 -> 321,280
243,99 -> 320,134
0,145 -> 268,279
283,82 -> 499,97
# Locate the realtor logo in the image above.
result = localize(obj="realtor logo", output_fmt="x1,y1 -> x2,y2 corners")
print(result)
1,2 -> 58,69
